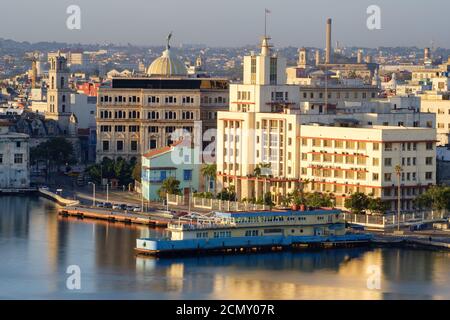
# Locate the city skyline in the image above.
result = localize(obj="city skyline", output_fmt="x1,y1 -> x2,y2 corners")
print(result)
2,0 -> 450,49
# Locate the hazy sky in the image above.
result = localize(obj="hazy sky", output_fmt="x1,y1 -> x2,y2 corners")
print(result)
2,0 -> 450,48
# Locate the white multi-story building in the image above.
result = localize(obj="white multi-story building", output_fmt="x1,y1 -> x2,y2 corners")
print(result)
217,37 -> 300,202
419,91 -> 450,145
0,122 -> 30,189
217,36 -> 437,211
299,125 -> 436,211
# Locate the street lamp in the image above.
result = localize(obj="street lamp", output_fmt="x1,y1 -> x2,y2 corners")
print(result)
395,165 -> 403,232
106,181 -> 110,202
88,182 -> 96,207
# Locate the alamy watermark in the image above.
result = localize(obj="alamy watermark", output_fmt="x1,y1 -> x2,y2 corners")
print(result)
66,5 -> 81,30
66,265 -> 81,290
366,265 -> 381,290
366,5 -> 381,30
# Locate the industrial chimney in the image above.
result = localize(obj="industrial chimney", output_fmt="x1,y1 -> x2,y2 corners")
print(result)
325,18 -> 332,64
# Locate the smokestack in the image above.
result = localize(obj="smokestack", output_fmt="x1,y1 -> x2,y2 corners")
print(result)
357,49 -> 363,64
325,18 -> 332,64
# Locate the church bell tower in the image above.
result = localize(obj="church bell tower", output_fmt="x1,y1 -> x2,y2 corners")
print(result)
47,51 -> 72,134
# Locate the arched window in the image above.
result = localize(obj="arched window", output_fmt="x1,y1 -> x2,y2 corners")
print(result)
62,95 -> 66,102
60,77 -> 65,88
51,77 -> 54,89
62,105 -> 66,113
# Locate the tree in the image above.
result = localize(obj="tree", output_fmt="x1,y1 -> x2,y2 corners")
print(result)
368,198 -> 390,215
414,186 -> 450,211
290,189 -> 306,206
86,157 -> 136,186
30,137 -> 76,168
132,164 -> 141,183
253,163 -> 272,203
344,192 -> 371,214
262,192 -> 274,206
201,164 -> 217,193
216,187 -> 236,201
158,177 -> 181,199
30,137 -> 76,181
306,192 -> 333,208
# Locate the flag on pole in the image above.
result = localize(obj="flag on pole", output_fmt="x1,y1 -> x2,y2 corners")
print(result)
265,8 -> 271,14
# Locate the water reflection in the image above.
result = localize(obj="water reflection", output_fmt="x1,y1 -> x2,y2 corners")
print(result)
0,196 -> 449,299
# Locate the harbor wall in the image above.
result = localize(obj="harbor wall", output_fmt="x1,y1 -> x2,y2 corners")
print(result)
38,188 -> 80,206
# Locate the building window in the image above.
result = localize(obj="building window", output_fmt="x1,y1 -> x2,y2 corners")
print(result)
149,139 -> 157,149
117,141 -> 124,151
426,142 -> 433,150
425,172 -> 433,180
183,169 -> 193,181
131,141 -> 138,152
14,154 -> 23,164
384,158 -> 392,166
384,173 -> 392,182
16,142 -> 21,148
384,143 -> 393,151
102,141 -> 109,151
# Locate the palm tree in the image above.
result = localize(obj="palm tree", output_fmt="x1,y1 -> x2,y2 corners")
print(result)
254,163 -> 272,204
201,164 -> 217,193
299,178 -> 312,198
395,165 -> 403,231
158,177 -> 181,199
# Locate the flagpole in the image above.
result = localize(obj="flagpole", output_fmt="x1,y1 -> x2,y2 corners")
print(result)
264,9 -> 267,38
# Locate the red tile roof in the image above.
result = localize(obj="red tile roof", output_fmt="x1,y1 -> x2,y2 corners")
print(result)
143,140 -> 184,158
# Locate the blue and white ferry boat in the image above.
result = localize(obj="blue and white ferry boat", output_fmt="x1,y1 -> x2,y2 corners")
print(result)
135,209 -> 372,256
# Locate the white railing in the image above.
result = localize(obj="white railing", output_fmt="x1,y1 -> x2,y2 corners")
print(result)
164,194 -> 271,212
343,210 -> 448,229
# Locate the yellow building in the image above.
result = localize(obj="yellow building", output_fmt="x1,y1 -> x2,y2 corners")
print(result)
96,36 -> 229,162
299,125 -> 436,211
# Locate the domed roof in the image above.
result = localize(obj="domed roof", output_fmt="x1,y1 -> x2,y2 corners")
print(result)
147,47 -> 187,77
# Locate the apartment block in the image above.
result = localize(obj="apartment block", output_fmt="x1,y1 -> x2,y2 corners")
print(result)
299,125 -> 436,211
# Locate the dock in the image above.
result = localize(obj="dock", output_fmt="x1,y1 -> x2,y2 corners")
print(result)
372,233 -> 450,251
39,188 -> 80,206
59,206 -> 170,227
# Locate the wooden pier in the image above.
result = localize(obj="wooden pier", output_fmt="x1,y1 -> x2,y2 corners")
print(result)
59,206 -> 170,227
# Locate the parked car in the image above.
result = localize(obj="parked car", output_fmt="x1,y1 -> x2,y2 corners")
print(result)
119,204 -> 127,210
132,206 -> 142,212
40,186 -> 49,191
126,205 -> 135,211
104,202 -> 113,209
97,202 -> 105,208
112,204 -> 121,210
175,211 -> 189,218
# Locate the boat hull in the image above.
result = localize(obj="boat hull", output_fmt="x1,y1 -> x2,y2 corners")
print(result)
135,234 -> 372,256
